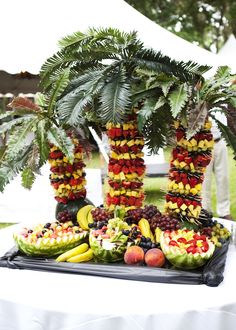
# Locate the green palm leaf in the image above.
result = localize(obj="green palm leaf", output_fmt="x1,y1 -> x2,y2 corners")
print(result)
47,127 -> 74,163
47,69 -> 70,116
6,118 -> 38,161
21,167 -> 36,190
98,66 -> 131,123
168,83 -> 189,118
36,119 -> 50,166
211,114 -> 236,160
0,115 -> 34,134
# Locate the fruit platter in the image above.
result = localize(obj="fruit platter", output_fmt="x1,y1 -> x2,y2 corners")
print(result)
0,203 -> 231,287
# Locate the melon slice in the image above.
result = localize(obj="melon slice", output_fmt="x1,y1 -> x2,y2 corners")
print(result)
13,221 -> 88,257
160,229 -> 215,269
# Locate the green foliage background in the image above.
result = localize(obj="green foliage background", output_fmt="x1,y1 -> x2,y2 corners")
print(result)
126,0 -> 236,52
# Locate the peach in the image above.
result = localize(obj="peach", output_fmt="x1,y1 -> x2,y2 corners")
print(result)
124,246 -> 145,265
145,248 -> 165,267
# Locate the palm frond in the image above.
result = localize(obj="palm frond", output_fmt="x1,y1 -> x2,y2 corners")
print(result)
0,145 -> 33,192
21,167 -> 36,190
210,114 -> 236,160
98,66 -> 131,123
0,115 -> 35,134
47,127 -> 74,163
5,118 -> 38,161
142,106 -> 174,153
186,102 -> 208,139
67,93 -> 92,126
47,69 -> 70,116
36,119 -> 50,166
168,83 -> 189,118
134,49 -> 210,82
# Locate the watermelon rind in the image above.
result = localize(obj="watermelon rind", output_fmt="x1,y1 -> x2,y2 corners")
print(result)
13,231 -> 88,257
160,232 -> 215,270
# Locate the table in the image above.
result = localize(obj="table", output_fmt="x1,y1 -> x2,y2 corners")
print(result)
1,222 -> 236,330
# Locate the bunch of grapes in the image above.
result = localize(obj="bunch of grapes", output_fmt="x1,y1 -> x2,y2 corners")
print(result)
149,214 -> 181,231
91,208 -> 112,222
142,205 -> 161,219
198,208 -> 214,227
139,236 -> 158,250
200,227 -> 213,238
126,205 -> 161,224
210,223 -> 231,247
57,210 -> 74,223
126,208 -> 143,224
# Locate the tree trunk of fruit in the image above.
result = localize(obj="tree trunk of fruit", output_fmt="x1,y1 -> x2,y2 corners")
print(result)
105,118 -> 145,211
48,136 -> 87,204
165,120 -> 214,224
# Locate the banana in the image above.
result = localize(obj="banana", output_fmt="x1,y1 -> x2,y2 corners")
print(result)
77,205 -> 94,230
138,218 -> 155,242
67,248 -> 93,263
155,227 -> 162,244
87,209 -> 95,226
56,243 -> 89,262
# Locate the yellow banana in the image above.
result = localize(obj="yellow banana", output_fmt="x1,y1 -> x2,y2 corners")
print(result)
56,243 -> 89,262
155,227 -> 162,244
138,218 -> 155,242
77,205 -> 94,230
87,209 -> 95,226
67,248 -> 93,263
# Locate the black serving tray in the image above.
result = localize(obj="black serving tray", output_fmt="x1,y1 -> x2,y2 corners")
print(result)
0,241 -> 230,287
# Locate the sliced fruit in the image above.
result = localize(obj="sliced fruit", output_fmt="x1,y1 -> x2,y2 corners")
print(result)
160,229 -> 215,269
13,221 -> 88,257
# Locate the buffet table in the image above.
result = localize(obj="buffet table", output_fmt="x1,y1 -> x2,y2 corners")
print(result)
0,221 -> 236,330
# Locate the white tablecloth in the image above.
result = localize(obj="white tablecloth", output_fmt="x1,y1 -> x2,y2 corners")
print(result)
0,222 -> 236,330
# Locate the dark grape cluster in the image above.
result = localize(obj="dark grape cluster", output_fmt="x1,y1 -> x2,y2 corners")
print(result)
200,227 -> 213,238
139,236 -> 158,250
126,208 -> 143,224
91,208 -> 112,222
142,205 -> 160,219
149,214 -> 181,231
126,205 -> 160,224
57,210 -> 74,223
88,207 -> 113,229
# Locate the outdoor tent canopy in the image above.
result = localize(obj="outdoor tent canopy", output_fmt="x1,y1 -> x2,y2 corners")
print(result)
0,0 -> 231,76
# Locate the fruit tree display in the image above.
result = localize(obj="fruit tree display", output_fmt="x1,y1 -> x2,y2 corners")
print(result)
1,28 -> 236,280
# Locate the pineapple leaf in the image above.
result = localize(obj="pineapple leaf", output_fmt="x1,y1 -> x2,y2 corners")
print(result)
186,102 -> 208,139
47,127 -> 74,163
21,167 -> 36,190
168,83 -> 188,118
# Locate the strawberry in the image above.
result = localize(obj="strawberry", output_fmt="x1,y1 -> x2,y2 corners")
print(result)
169,240 -> 179,247
184,157 -> 192,164
186,246 -> 197,254
201,241 -> 209,252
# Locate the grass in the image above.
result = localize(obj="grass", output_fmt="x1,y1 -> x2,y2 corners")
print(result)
0,147 -> 235,230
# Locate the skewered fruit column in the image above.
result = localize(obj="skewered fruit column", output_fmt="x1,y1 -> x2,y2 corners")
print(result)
165,120 -> 214,223
106,119 -> 145,211
48,136 -> 87,204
